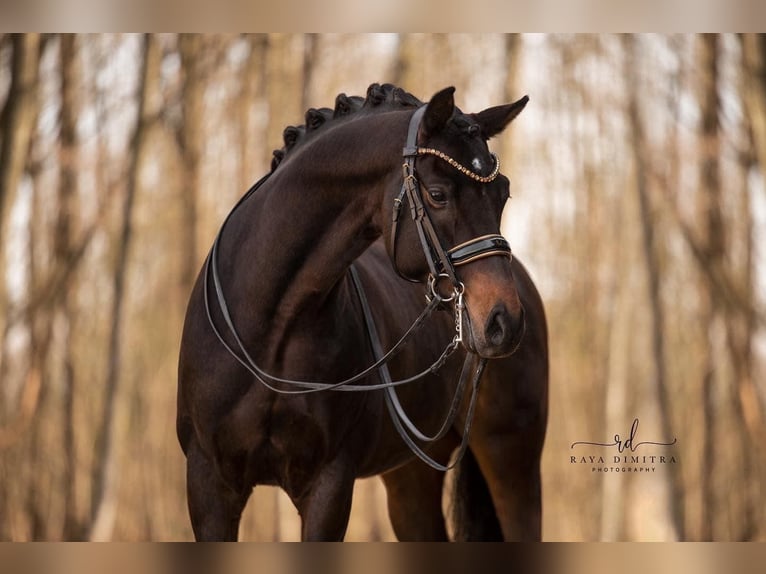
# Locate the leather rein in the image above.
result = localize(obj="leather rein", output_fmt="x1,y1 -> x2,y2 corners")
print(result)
204,105 -> 513,471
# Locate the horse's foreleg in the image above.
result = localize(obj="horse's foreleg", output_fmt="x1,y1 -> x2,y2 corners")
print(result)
470,422 -> 545,541
382,460 -> 448,541
186,437 -> 249,541
295,459 -> 355,541
460,344 -> 548,542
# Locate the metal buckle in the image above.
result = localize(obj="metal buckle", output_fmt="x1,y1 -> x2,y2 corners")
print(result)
454,289 -> 465,344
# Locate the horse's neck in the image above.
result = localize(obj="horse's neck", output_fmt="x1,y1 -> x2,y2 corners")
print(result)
218,113 -> 405,355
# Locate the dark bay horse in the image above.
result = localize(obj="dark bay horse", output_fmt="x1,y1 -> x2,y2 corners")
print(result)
176,83 -> 548,541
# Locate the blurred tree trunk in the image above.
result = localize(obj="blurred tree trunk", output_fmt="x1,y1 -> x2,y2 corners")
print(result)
696,33 -> 724,541
266,34 -> 304,157
544,36 -> 609,540
393,34 -> 455,97
499,34 -> 522,174
301,34 -> 318,112
0,34 -> 40,243
89,34 -> 159,541
736,32 -> 766,541
685,33 -> 763,540
0,34 -> 41,422
622,34 -> 684,540
741,34 -> 766,177
57,33 -> 84,540
392,34 -> 415,89
723,152 -> 760,539
690,33 -> 762,541
738,34 -> 766,436
177,34 -> 203,295
651,34 -> 763,541
437,34 -> 462,92
237,34 -> 268,189
599,180 -> 631,541
0,35 -> 41,541
24,111 -> 58,540
710,32 -> 764,540
503,34 -> 522,102
1,36 -> 105,540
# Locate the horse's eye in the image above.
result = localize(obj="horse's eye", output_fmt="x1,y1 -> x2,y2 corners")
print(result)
427,188 -> 448,205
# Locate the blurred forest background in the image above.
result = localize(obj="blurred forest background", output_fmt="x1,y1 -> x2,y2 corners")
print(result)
0,33 -> 765,541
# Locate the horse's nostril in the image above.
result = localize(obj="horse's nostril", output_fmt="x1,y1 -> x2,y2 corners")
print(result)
486,305 -> 511,347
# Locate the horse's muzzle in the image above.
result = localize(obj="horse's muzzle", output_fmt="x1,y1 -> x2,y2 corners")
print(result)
464,301 -> 525,359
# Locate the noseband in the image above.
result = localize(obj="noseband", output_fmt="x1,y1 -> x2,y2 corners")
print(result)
390,106 -> 513,289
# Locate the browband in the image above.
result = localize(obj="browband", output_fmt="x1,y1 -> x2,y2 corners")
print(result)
416,148 -> 500,184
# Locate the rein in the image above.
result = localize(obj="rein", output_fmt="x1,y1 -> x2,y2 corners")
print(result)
204,172 -> 460,394
204,105 -> 512,469
348,264 -> 486,472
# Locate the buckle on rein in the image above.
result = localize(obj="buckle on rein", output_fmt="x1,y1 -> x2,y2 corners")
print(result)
427,273 -> 466,345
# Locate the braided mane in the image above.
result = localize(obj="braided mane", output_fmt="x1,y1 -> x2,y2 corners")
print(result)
270,83 -> 423,171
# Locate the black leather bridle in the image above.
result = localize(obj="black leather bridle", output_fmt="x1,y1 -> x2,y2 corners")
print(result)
389,106 -> 513,293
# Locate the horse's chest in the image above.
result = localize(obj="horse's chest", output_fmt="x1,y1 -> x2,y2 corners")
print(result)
240,392 -> 374,496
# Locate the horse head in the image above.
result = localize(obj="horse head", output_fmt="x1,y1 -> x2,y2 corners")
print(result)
384,87 -> 529,359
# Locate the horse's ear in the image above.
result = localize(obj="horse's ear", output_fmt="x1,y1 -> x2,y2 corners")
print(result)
473,95 -> 529,139
420,86 -> 456,139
